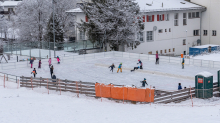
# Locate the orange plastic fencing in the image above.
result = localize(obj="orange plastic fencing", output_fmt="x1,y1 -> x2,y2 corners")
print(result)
95,83 -> 111,98
111,86 -> 128,100
95,83 -> 154,102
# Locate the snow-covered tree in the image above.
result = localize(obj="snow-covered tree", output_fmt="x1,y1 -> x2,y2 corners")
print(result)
77,0 -> 144,51
45,13 -> 64,42
14,0 -> 51,42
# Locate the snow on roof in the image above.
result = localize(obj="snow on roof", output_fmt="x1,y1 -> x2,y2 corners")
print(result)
191,44 -> 219,48
0,1 -> 22,7
66,0 -> 205,13
66,8 -> 83,13
196,71 -> 213,77
136,0 -> 205,12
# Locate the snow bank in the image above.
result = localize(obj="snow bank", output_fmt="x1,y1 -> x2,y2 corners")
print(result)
196,71 -> 213,77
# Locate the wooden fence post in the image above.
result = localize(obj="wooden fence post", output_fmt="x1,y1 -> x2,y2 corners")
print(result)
17,79 -> 19,89
47,79 -> 49,94
65,79 -> 67,91
76,81 -> 79,98
40,77 -> 42,88
190,86 -> 193,107
31,77 -> 33,90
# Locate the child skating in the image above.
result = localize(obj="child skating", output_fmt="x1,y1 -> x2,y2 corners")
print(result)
131,66 -> 139,72
31,68 -> 37,78
117,63 -> 122,73
109,63 -> 115,72
140,78 -> 148,87
30,58 -> 34,68
182,58 -> 185,69
57,56 -> 60,64
155,52 -> 159,64
137,59 -> 143,69
48,58 -> 51,68
38,60 -> 42,68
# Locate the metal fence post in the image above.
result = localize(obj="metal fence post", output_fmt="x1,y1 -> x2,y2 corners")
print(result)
7,74 -> 8,81
16,76 -> 17,83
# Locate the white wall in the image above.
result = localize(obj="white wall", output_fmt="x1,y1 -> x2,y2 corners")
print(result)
191,0 -> 220,45
126,10 -> 201,55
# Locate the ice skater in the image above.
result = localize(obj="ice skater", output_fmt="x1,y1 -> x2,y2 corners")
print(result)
31,68 -> 37,78
51,73 -> 57,82
48,58 -> 51,68
131,66 -> 139,72
57,56 -> 60,64
156,52 -> 159,64
137,59 -> 143,69
30,58 -> 34,68
182,58 -> 185,69
140,78 -> 148,87
117,63 -> 122,73
50,65 -> 54,77
109,63 -> 115,72
178,83 -> 182,90
38,60 -> 42,68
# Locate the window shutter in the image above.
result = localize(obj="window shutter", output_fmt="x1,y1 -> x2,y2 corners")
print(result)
85,16 -> 88,22
147,15 -> 149,22
152,15 -> 154,21
163,14 -> 165,21
157,15 -> 159,21
143,15 -> 145,22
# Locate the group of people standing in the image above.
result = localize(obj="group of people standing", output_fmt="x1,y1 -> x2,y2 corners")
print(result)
30,56 -> 60,78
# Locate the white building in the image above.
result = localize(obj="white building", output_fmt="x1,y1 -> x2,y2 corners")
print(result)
191,0 -> 220,45
67,0 -> 206,55
0,1 -> 22,20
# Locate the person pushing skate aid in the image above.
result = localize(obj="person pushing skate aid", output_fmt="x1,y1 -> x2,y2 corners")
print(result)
140,78 -> 148,87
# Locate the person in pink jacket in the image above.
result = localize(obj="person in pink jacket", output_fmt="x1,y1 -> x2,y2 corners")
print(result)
57,56 -> 60,64
156,52 -> 159,64
48,58 -> 51,67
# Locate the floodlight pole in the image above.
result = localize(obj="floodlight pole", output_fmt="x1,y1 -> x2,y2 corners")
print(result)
53,0 -> 56,58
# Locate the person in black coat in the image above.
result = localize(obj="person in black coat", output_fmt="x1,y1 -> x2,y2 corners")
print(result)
140,78 -> 148,87
131,66 -> 140,72
31,68 -> 37,78
109,63 -> 115,72
52,74 -> 56,82
50,65 -> 54,77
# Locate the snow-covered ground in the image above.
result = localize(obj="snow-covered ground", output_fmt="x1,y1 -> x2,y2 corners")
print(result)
194,52 -> 220,61
0,80 -> 220,123
1,52 -> 220,91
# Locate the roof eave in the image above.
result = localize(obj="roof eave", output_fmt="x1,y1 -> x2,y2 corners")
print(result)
140,7 -> 206,13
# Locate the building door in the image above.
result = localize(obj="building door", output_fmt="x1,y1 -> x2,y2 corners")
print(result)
184,51 -> 186,55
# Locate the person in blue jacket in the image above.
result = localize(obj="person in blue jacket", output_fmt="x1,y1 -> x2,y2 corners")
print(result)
109,63 -> 115,72
117,63 -> 122,73
140,78 -> 148,87
137,59 -> 143,69
178,83 -> 182,90
182,58 -> 185,69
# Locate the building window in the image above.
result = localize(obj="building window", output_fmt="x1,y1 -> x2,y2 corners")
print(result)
213,30 -> 217,36
147,31 -> 153,41
157,14 -> 164,21
196,12 -> 200,18
183,39 -> 186,45
158,29 -> 163,33
165,29 -> 167,32
173,48 -> 175,52
188,13 -> 192,19
147,15 -> 155,22
80,31 -> 85,40
194,30 -> 199,36
169,28 -> 171,32
140,32 -> 143,41
160,50 -> 162,54
189,12 -> 200,19
183,13 -> 187,25
165,49 -> 167,53
174,13 -> 178,26
204,30 -> 208,36
169,49 -> 171,52
166,14 -> 169,21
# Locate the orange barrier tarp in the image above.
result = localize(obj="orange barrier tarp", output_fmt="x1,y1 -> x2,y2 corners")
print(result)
145,89 -> 155,102
111,86 -> 128,100
95,83 -> 111,98
95,83 -> 154,102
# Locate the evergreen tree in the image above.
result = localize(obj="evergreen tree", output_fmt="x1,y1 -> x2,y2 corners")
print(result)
77,0 -> 144,51
45,13 -> 64,43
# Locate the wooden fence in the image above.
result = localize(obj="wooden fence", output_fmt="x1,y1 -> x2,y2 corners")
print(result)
154,82 -> 219,104
20,76 -> 219,104
20,76 -> 96,97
